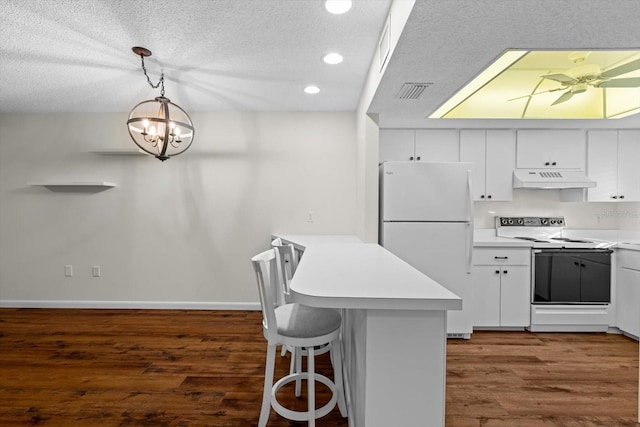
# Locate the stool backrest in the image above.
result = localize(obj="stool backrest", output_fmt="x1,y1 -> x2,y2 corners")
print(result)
271,239 -> 298,304
251,249 -> 279,343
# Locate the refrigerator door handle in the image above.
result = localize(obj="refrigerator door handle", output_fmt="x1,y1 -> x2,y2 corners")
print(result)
466,170 -> 474,274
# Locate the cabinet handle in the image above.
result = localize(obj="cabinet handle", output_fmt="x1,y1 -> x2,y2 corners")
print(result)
503,270 -> 508,274
494,256 -> 508,260
620,195 -> 625,199
480,195 -> 485,199
487,195 -> 492,199
552,161 -> 557,166
416,156 -> 421,161
612,195 -> 618,199
495,270 -> 500,274
409,156 -> 414,161
545,162 -> 550,166
574,261 -> 580,266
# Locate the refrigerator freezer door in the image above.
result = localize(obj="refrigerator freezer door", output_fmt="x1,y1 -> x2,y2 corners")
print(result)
380,161 -> 473,222
381,221 -> 473,336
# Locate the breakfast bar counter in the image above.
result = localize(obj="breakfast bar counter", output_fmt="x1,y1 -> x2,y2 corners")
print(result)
275,235 -> 462,427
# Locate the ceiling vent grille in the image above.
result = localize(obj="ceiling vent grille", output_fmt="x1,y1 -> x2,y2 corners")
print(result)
397,82 -> 432,99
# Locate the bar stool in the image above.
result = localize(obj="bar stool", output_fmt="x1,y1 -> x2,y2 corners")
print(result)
251,249 -> 347,426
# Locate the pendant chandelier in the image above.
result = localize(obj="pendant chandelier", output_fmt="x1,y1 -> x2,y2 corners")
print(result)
126,47 -> 194,161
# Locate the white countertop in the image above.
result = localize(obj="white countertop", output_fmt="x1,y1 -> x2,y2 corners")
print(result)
277,236 -> 462,311
473,229 -> 533,247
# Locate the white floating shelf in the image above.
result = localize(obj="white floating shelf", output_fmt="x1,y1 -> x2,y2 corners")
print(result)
92,148 -> 148,156
29,182 -> 117,192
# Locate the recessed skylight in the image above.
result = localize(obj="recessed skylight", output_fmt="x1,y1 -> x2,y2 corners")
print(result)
324,0 -> 352,14
430,49 -> 640,119
304,85 -> 320,94
323,53 -> 344,65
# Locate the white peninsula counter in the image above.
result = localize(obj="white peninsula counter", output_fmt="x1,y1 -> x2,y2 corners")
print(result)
274,235 -> 462,427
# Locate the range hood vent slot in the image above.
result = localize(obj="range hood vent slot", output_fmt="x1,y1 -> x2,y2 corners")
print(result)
396,82 -> 432,99
513,169 -> 596,189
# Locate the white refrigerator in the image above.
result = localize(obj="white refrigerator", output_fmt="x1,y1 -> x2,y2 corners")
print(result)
379,161 -> 474,337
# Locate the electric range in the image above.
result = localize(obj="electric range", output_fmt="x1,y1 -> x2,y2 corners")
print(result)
495,216 -> 614,332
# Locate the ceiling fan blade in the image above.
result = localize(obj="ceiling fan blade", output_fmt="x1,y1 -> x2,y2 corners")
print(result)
600,58 -> 640,78
507,87 -> 565,102
551,91 -> 574,106
541,73 -> 576,84
596,77 -> 640,88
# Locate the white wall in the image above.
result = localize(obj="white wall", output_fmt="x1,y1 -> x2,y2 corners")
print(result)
0,112 -> 357,307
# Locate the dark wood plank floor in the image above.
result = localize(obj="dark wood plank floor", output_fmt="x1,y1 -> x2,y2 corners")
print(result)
0,309 -> 637,426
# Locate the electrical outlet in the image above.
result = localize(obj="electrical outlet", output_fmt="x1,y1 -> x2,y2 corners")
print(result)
92,266 -> 101,277
64,265 -> 73,277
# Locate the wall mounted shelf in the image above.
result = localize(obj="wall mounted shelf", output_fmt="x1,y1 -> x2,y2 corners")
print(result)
92,148 -> 148,156
29,182 -> 117,192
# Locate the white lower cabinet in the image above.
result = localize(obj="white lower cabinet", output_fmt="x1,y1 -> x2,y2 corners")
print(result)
616,249 -> 640,338
472,248 -> 531,328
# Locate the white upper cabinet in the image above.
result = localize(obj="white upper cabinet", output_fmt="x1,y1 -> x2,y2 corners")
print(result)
516,130 -> 585,169
379,129 -> 416,162
379,129 -> 458,162
587,130 -> 640,202
460,129 -> 515,201
414,129 -> 459,162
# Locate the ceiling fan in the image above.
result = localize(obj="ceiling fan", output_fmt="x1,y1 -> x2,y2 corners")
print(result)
511,52 -> 640,106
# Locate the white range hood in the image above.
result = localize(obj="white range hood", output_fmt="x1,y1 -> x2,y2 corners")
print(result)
513,170 -> 596,189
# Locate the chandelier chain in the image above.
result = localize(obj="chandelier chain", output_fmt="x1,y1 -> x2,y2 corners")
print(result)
140,55 -> 165,97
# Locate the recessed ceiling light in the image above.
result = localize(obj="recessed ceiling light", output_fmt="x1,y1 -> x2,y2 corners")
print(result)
304,86 -> 320,94
323,53 -> 344,65
324,0 -> 352,14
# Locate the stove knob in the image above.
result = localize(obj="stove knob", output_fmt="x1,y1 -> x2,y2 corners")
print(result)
517,218 -> 524,225
541,218 -> 548,225
507,218 -> 514,225
557,218 -> 564,225
550,219 -> 556,225
501,218 -> 507,225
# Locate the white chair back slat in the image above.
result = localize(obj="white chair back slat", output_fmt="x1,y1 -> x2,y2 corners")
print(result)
251,249 -> 279,343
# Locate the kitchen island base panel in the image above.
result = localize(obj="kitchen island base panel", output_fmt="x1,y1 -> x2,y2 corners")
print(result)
343,308 -> 447,427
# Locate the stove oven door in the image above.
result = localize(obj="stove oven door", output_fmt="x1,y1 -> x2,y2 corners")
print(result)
533,249 -> 612,304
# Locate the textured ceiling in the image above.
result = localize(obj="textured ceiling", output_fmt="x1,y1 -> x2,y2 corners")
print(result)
2,0 -> 640,126
0,0 -> 392,113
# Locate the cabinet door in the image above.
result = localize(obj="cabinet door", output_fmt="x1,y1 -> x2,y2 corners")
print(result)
460,130 -> 487,201
500,265 -> 531,327
517,130 -> 585,169
472,266 -> 501,327
617,130 -> 640,201
617,267 -> 640,337
415,129 -> 459,161
485,130 -> 515,201
379,129 -> 415,162
587,130 -> 619,201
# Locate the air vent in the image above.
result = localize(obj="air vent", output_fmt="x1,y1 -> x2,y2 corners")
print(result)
540,171 -> 563,178
397,82 -> 432,99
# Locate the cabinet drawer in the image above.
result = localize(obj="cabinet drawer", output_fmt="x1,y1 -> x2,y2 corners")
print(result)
474,248 -> 531,266
618,249 -> 640,271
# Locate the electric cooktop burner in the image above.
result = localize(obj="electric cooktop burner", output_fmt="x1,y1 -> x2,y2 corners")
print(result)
495,216 -> 612,249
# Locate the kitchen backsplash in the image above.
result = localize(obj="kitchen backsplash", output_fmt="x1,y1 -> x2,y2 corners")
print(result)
474,189 -> 640,230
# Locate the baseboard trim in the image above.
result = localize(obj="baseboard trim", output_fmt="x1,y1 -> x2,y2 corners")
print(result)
0,300 -> 261,310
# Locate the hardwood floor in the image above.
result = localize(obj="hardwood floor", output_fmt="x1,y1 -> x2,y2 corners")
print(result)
0,309 -> 637,426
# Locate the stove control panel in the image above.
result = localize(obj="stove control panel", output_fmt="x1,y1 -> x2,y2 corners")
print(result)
496,216 -> 565,227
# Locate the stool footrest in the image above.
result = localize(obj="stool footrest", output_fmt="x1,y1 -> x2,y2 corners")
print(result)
271,372 -> 338,421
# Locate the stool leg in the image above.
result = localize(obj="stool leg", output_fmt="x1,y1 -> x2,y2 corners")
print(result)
295,347 -> 302,397
259,344 -> 277,427
307,346 -> 315,426
331,339 -> 348,417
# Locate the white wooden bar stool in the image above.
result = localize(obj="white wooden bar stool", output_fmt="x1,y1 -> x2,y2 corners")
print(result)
252,249 -> 347,426
271,238 -> 334,397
